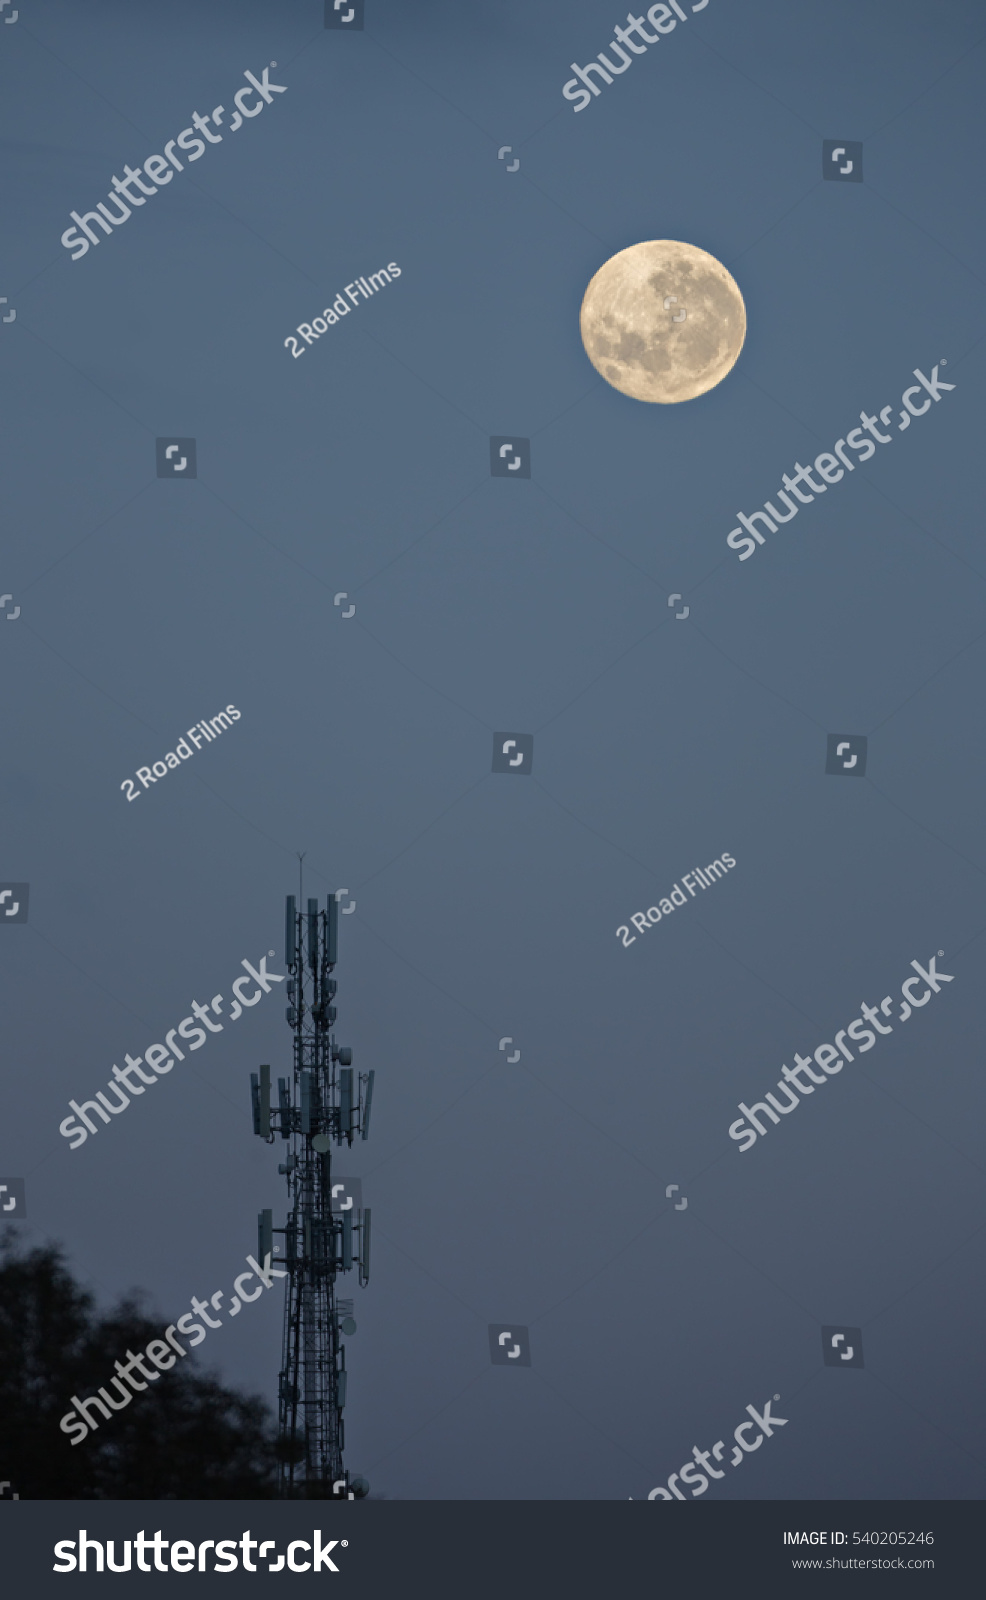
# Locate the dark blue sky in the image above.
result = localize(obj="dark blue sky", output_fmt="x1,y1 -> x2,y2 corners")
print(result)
2,0 -> 985,1499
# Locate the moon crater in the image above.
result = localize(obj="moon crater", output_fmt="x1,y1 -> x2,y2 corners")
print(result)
580,241 -> 746,404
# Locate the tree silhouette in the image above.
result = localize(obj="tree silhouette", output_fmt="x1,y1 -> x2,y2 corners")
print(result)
0,1232 -> 278,1498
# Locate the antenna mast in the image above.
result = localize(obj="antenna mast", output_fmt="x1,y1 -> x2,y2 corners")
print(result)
250,894 -> 374,1498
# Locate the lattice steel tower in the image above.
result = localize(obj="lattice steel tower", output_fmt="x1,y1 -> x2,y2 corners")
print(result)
250,894 -> 373,1499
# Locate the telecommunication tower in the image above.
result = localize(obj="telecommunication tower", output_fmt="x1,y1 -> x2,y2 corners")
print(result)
250,894 -> 374,1499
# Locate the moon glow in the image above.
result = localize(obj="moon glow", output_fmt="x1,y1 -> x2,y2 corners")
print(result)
579,240 -> 746,404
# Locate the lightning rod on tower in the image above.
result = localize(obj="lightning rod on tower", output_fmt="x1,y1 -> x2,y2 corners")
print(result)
249,893 -> 374,1499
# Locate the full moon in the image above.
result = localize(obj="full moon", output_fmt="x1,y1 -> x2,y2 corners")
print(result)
579,240 -> 746,404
